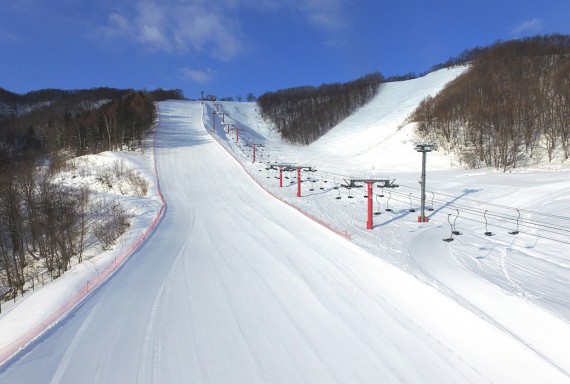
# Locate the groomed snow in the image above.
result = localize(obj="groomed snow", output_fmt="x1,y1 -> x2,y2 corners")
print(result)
1,67 -> 570,383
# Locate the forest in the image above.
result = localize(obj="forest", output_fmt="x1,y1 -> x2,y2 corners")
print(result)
0,87 -> 184,299
257,72 -> 384,144
412,34 -> 570,171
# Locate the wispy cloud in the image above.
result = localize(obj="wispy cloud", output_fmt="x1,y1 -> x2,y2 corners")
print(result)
511,18 -> 543,36
0,27 -> 19,43
98,1 -> 243,59
96,0 -> 348,59
243,0 -> 347,31
299,0 -> 347,31
181,67 -> 216,84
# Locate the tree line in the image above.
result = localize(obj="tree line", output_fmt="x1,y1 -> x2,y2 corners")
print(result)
0,87 -> 183,298
257,72 -> 384,144
0,87 -> 185,162
412,34 -> 570,171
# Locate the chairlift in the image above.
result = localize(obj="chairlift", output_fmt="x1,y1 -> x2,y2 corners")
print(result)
385,192 -> 393,212
335,187 -> 341,200
377,186 -> 385,197
484,210 -> 495,236
509,209 -> 520,235
408,193 -> 416,212
374,194 -> 382,215
428,191 -> 435,211
347,187 -> 354,199
443,214 -> 455,242
332,177 -> 339,190
452,209 -> 462,235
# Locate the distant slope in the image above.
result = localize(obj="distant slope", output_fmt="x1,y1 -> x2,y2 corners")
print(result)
308,66 -> 469,172
214,67 -> 468,174
257,73 -> 383,145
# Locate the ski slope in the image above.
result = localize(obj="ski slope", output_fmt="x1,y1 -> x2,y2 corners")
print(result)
1,68 -> 570,382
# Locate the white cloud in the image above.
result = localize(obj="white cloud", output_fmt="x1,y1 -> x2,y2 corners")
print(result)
0,27 -> 19,43
98,1 -> 243,59
242,0 -> 347,31
181,67 -> 216,84
511,18 -> 543,36
97,0 -> 348,58
103,13 -> 133,40
300,0 -> 346,31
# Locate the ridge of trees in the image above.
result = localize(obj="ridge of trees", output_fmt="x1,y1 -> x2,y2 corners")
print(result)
257,72 -> 384,144
412,34 -> 570,170
0,87 -> 185,117
0,87 -> 185,164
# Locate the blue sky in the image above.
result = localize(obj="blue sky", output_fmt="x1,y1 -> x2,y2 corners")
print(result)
1,0 -> 569,100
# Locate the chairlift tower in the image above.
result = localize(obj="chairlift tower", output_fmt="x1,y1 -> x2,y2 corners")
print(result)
251,143 -> 264,163
342,178 -> 399,229
230,126 -> 241,143
266,163 -> 315,196
415,144 -> 436,223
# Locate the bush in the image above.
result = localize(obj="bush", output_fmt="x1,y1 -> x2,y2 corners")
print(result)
93,200 -> 132,250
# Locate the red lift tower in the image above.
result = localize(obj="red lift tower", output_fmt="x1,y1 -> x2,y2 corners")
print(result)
251,143 -> 264,163
266,164 -> 316,197
341,178 -> 399,229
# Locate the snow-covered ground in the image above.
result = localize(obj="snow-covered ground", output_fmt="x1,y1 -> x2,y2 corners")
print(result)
1,67 -> 570,382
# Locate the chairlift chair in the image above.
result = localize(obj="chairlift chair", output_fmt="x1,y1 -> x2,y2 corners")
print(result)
374,194 -> 382,215
335,188 -> 341,200
484,210 -> 495,236
377,186 -> 385,197
509,209 -> 520,235
332,177 -> 339,190
443,214 -> 455,242
385,192 -> 393,212
408,193 -> 417,212
451,209 -> 462,235
428,192 -> 435,211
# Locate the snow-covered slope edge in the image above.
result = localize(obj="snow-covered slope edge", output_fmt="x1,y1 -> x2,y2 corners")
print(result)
0,133 -> 165,365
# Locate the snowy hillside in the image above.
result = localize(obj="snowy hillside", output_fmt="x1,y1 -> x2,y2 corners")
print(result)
209,66 -> 570,324
1,68 -> 570,383
310,66 -> 469,172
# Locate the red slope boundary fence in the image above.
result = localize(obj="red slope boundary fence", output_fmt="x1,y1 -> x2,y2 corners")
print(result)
0,106 -> 167,366
203,102 -> 351,241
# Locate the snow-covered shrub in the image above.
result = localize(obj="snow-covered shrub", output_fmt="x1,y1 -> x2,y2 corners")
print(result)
93,200 -> 132,250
